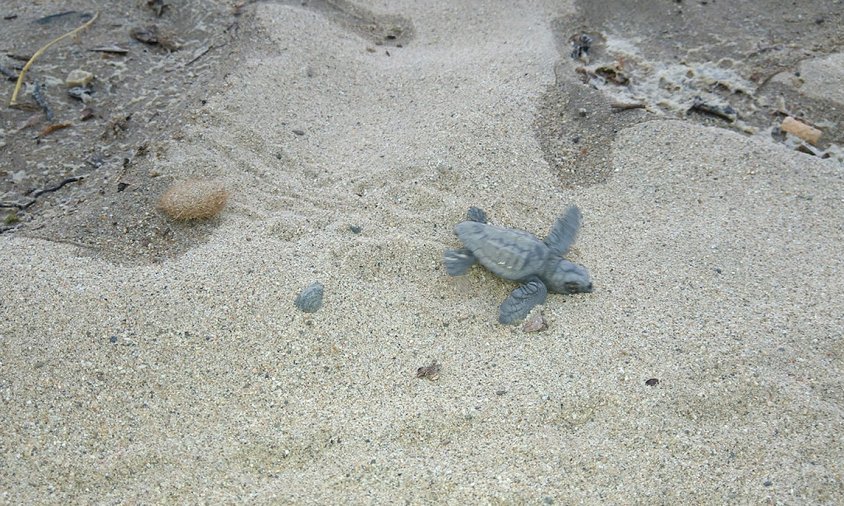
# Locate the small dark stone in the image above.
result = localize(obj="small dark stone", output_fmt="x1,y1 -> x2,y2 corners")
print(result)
349,225 -> 362,234
295,281 -> 324,313
645,378 -> 659,386
714,267 -> 722,274
109,335 -> 118,343
495,389 -> 506,396
292,129 -> 305,136
117,182 -> 129,192
763,480 -> 773,487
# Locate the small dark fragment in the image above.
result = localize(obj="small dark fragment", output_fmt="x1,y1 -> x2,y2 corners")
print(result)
466,206 -> 488,223
117,182 -> 130,192
146,0 -> 168,17
130,26 -> 159,45
292,129 -> 305,136
295,281 -> 324,313
90,45 -> 129,54
32,82 -> 54,121
570,33 -> 593,62
349,225 -> 362,234
109,335 -> 118,344
35,11 -> 85,25
645,378 -> 660,386
688,96 -> 737,122
80,107 -> 96,121
67,86 -> 92,101
0,64 -> 18,81
416,360 -> 441,381
3,14 -> 18,20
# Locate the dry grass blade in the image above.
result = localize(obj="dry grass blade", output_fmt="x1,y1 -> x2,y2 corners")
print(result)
8,11 -> 100,107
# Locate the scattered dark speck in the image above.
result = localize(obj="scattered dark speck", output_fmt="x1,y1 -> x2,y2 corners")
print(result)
763,480 -> 773,487
495,389 -> 507,396
645,378 -> 660,386
349,224 -> 362,234
117,182 -> 129,192
714,267 -> 722,274
292,129 -> 305,136
109,335 -> 118,344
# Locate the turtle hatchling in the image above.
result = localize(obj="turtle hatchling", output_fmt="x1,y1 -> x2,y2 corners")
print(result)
444,206 -> 593,324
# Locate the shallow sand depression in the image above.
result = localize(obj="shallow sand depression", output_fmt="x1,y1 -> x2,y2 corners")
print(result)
1,0 -> 842,503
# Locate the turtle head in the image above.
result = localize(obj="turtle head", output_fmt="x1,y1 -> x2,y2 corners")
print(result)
544,258 -> 593,294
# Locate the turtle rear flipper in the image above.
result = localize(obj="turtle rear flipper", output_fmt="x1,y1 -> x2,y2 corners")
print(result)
444,248 -> 477,276
466,206 -> 488,223
545,206 -> 581,257
498,277 -> 548,324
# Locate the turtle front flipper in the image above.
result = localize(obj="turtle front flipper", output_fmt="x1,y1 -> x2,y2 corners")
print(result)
444,248 -> 477,276
498,277 -> 548,324
545,205 -> 581,257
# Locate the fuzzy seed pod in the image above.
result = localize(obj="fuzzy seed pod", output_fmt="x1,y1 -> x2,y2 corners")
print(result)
157,179 -> 228,220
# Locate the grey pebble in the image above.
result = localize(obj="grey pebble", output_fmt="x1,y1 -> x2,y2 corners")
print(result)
295,281 -> 324,313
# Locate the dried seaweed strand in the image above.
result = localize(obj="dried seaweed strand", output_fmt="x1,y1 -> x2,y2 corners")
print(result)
8,11 -> 100,107
32,82 -> 54,121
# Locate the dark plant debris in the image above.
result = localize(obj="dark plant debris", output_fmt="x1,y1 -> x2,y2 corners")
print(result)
416,360 -> 441,381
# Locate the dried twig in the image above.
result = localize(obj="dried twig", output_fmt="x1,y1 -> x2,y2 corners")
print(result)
610,100 -> 646,112
8,11 -> 100,107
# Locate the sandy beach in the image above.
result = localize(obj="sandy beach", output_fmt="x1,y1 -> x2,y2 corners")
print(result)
1,0 -> 842,503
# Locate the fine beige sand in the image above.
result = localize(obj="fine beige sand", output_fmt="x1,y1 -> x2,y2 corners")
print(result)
2,1 -> 842,503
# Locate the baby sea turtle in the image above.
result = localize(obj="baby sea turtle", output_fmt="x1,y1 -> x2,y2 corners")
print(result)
443,206 -> 593,324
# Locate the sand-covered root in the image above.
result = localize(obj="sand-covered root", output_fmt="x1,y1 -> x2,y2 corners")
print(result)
157,179 -> 228,220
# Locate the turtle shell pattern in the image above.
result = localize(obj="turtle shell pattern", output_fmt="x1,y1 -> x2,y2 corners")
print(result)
454,221 -> 549,281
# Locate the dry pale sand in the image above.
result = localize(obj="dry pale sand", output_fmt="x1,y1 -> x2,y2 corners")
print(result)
2,1 -> 843,503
